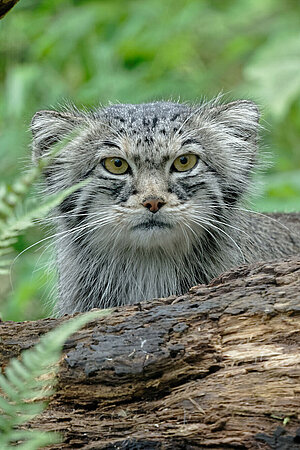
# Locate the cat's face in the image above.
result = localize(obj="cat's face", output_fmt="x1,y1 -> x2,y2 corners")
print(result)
84,130 -> 212,251
31,101 -> 259,254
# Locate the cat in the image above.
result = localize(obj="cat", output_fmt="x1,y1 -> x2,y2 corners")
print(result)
31,99 -> 300,315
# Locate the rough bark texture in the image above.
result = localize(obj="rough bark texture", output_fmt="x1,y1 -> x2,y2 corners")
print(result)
1,257 -> 300,449
0,0 -> 20,19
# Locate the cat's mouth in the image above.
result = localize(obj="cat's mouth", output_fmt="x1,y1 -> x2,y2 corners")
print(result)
132,219 -> 172,231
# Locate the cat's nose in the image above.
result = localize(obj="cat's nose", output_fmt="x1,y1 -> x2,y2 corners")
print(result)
142,197 -> 166,213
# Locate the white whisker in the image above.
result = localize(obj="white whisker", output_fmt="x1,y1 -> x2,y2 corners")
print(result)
189,216 -> 246,263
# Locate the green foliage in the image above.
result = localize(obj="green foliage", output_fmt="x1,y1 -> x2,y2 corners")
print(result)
0,135 -> 87,320
1,0 -> 299,190
0,139 -> 86,276
244,32 -> 300,120
0,0 -> 300,320
0,309 -> 111,449
251,171 -> 300,212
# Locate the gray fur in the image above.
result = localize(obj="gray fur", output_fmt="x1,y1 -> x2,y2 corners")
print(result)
31,99 -> 300,316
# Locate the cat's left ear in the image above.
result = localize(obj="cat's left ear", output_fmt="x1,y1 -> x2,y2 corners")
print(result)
207,99 -> 260,143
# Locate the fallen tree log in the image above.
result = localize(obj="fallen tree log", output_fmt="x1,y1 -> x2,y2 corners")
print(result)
1,257 -> 300,449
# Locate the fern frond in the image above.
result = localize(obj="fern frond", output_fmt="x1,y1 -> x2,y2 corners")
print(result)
5,430 -> 61,450
0,309 -> 111,449
0,131 -> 87,273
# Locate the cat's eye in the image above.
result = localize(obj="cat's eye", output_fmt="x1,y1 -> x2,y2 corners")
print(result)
172,154 -> 198,172
103,157 -> 129,175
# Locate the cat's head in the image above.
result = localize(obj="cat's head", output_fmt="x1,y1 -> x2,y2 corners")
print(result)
31,100 -> 259,253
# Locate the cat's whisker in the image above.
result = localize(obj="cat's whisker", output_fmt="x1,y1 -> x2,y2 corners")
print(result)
236,207 -> 292,232
13,215 -> 117,270
178,222 -> 191,252
55,222 -> 116,252
189,216 -> 246,264
188,216 -> 221,248
199,202 -> 293,234
180,220 -> 200,243
38,209 -> 113,223
191,208 -> 253,240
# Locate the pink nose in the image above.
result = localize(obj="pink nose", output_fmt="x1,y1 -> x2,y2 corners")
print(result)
142,198 -> 165,213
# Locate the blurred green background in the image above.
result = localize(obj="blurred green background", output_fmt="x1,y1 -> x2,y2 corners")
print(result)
0,0 -> 300,321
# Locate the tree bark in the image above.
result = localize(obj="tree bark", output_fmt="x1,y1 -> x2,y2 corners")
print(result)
0,0 -> 20,19
1,257 -> 300,449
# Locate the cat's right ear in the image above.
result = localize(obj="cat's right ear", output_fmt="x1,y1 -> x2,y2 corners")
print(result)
31,110 -> 82,164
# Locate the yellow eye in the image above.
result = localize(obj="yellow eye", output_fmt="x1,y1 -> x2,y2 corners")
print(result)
173,154 -> 198,172
103,157 -> 129,175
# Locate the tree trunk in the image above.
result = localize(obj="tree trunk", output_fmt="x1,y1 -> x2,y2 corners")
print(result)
0,0 -> 20,19
1,257 -> 300,449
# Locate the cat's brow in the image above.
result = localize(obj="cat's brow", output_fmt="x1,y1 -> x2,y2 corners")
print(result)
181,138 -> 201,147
102,140 -> 120,149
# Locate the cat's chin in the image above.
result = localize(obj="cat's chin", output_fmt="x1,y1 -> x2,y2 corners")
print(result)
128,223 -> 184,250
131,220 -> 172,231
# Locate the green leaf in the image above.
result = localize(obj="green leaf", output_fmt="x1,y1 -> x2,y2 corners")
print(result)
245,33 -> 300,119
0,127 -> 89,274
0,310 -> 111,447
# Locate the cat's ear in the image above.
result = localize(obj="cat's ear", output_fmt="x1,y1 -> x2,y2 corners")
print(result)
207,100 -> 260,143
196,100 -> 261,204
31,110 -> 83,164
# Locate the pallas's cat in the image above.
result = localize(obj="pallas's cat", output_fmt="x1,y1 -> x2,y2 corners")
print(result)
31,100 -> 300,315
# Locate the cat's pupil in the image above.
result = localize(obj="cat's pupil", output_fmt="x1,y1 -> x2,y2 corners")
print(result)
180,156 -> 188,165
114,159 -> 122,167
